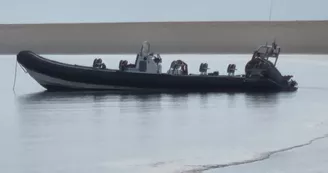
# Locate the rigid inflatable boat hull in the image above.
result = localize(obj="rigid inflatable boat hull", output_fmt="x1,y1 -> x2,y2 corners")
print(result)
17,50 -> 296,92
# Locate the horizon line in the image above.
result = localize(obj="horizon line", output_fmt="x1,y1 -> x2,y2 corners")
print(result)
1,19 -> 328,25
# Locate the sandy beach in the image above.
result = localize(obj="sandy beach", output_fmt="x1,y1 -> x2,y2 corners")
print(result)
0,20 -> 328,55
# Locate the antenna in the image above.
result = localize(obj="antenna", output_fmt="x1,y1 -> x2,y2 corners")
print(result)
268,0 -> 273,22
268,0 -> 276,44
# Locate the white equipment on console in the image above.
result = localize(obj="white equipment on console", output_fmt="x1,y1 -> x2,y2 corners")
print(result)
118,41 -> 162,74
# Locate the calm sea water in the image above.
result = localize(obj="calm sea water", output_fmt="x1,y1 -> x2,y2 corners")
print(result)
1,54 -> 328,173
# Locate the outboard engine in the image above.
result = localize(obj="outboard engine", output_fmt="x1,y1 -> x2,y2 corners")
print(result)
243,41 -> 298,91
289,79 -> 298,87
245,43 -> 286,84
245,53 -> 284,83
227,64 -> 236,76
199,63 -> 209,75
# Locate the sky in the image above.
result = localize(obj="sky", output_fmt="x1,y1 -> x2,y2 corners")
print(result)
1,0 -> 328,24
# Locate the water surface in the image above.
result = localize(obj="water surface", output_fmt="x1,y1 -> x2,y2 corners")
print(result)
1,54 -> 328,173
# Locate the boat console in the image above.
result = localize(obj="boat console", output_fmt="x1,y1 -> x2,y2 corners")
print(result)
118,41 -> 163,74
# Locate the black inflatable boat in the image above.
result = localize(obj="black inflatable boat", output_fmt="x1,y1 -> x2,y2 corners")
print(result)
16,41 -> 298,92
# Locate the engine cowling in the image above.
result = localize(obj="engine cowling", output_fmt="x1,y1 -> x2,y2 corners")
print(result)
245,57 -> 285,83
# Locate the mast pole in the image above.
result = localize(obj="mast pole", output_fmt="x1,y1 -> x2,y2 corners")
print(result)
268,0 -> 275,42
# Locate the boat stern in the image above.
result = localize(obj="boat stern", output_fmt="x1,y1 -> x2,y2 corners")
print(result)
287,78 -> 298,91
283,75 -> 298,91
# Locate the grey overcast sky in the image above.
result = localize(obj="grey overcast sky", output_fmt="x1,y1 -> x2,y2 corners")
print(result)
1,0 -> 327,23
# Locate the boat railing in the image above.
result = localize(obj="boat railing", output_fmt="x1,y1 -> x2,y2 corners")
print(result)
253,43 -> 281,66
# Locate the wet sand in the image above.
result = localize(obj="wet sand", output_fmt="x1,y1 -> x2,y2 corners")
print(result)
1,20 -> 328,55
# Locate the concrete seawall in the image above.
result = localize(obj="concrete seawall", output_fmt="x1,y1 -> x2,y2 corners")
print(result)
1,20 -> 328,55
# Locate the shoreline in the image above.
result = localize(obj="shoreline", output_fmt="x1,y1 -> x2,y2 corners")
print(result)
1,20 -> 328,55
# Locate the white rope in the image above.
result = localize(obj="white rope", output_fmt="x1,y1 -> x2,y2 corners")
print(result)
12,59 -> 18,91
268,0 -> 273,22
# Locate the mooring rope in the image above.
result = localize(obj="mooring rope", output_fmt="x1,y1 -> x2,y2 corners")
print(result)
12,57 -> 28,92
12,58 -> 18,91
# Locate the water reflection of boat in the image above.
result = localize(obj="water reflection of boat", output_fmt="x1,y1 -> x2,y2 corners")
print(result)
244,92 -> 297,108
17,90 -> 291,112
17,90 -> 190,104
17,41 -> 298,93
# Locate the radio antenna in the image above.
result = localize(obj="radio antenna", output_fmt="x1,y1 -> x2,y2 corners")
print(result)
268,0 -> 275,43
269,0 -> 273,22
